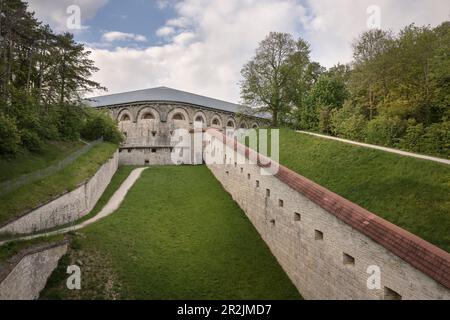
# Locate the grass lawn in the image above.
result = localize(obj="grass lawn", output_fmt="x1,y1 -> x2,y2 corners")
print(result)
248,128 -> 450,253
41,166 -> 301,300
0,142 -> 117,226
0,141 -> 84,183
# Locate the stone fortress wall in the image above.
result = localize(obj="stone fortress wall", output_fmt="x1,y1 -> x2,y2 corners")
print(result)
102,102 -> 264,166
0,152 -> 119,235
0,241 -> 69,300
205,130 -> 450,300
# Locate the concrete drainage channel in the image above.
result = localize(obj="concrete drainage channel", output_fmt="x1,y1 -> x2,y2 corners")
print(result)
0,168 -> 147,300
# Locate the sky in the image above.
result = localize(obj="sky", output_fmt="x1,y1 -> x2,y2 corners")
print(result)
27,0 -> 450,103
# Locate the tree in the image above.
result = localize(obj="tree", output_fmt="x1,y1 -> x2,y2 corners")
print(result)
0,0 -> 112,155
240,32 -> 314,127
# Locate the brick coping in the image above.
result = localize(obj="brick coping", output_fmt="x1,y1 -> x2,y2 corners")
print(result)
209,129 -> 450,290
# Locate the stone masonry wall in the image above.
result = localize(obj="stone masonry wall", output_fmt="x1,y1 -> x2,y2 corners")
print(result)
0,151 -> 119,235
0,242 -> 68,300
206,131 -> 450,300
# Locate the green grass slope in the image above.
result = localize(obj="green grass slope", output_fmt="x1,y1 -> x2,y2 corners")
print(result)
264,129 -> 450,253
0,141 -> 84,182
0,142 -> 117,226
41,166 -> 301,300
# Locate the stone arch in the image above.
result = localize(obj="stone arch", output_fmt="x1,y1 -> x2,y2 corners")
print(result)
225,118 -> 236,128
193,110 -> 207,126
117,108 -> 133,122
251,122 -> 259,129
210,114 -> 223,128
168,107 -> 190,123
137,106 -> 160,122
239,121 -> 248,129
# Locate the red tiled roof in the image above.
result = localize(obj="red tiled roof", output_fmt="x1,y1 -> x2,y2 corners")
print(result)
209,129 -> 450,290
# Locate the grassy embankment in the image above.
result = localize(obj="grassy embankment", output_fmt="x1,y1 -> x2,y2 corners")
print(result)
0,142 -> 118,226
0,141 -> 84,182
0,166 -> 135,263
247,128 -> 450,253
41,166 -> 301,300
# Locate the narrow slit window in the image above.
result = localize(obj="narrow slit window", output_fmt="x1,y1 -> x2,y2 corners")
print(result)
279,199 -> 284,208
294,212 -> 301,221
315,230 -> 324,241
256,180 -> 260,188
247,174 -> 251,180
240,168 -> 244,174
343,253 -> 355,266
266,189 -> 271,197
270,219 -> 275,227
384,287 -> 402,300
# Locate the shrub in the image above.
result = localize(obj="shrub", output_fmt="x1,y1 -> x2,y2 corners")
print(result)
399,120 -> 450,158
331,106 -> 367,141
365,115 -> 405,147
81,109 -> 123,144
0,113 -> 21,155
20,129 -> 43,152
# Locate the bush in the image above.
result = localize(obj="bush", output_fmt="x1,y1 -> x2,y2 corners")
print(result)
57,104 -> 84,141
399,120 -> 450,158
20,129 -> 43,152
365,115 -> 405,147
0,113 -> 21,155
331,106 -> 367,141
81,109 -> 123,144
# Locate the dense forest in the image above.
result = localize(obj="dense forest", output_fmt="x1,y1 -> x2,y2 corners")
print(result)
0,0 -> 121,157
241,23 -> 450,158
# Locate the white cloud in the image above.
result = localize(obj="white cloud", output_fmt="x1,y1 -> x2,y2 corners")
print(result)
303,0 -> 450,67
27,0 -> 108,32
156,26 -> 176,37
87,0 -> 450,103
102,31 -> 148,43
89,0 -> 308,102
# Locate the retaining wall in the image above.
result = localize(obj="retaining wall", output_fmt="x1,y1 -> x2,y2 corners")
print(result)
0,241 -> 68,300
0,151 -> 119,235
206,130 -> 450,300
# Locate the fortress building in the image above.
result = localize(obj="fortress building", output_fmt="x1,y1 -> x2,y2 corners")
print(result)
86,86 -> 266,166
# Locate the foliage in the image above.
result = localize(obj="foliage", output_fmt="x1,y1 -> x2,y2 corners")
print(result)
81,109 -> 124,144
0,112 -> 21,154
330,103 -> 367,141
365,115 -> 405,146
0,0 -> 109,156
240,32 -> 322,126
240,22 -> 450,158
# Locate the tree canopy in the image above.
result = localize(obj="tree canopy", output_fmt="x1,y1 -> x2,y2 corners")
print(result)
0,0 -> 120,156
240,23 -> 450,158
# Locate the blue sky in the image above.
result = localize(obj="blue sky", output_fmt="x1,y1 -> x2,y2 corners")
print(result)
75,0 -> 175,46
28,0 -> 450,102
